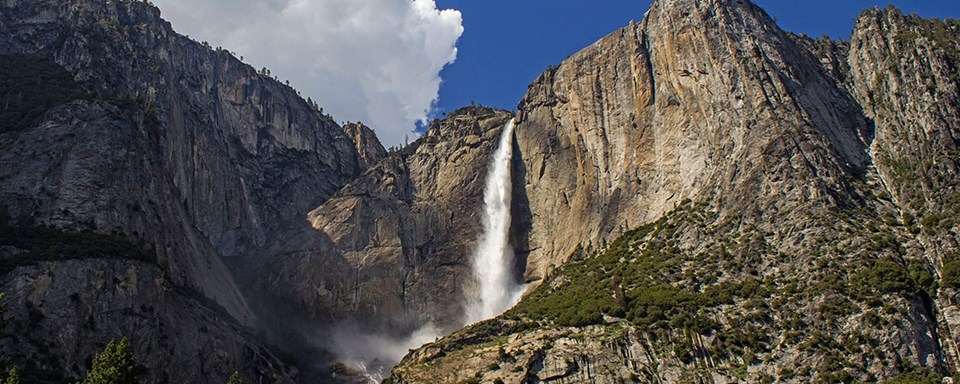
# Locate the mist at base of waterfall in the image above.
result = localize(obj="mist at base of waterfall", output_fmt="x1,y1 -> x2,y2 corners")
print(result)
329,322 -> 443,383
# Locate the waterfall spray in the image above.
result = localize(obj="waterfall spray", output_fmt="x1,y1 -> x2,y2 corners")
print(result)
466,118 -> 522,323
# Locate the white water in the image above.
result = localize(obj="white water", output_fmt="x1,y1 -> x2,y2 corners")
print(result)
465,118 -> 523,323
330,322 -> 442,383
331,119 -> 523,382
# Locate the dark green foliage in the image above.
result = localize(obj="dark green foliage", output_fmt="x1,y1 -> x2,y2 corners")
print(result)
907,260 -> 937,296
82,337 -> 139,384
4,367 -> 19,384
852,260 -> 921,298
884,366 -> 941,384
941,257 -> 960,289
0,212 -> 153,274
0,54 -> 87,132
226,371 -> 244,384
508,206 -> 769,332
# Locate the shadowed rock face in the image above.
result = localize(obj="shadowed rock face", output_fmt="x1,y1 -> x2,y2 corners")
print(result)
0,0 -> 365,381
389,0 -> 960,383
259,107 -> 514,334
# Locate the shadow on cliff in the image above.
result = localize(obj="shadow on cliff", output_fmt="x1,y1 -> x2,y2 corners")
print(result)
510,123 -> 533,286
225,226 -> 352,382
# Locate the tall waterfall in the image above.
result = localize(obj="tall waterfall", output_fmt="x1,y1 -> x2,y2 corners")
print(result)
466,118 -> 522,323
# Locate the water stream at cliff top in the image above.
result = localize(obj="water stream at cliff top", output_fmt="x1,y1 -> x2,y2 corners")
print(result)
465,118 -> 523,323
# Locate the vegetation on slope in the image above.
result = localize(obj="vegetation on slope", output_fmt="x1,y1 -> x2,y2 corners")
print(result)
0,206 -> 154,275
410,197 -> 942,383
0,54 -> 88,133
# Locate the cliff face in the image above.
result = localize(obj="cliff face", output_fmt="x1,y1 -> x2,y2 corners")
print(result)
0,0 -> 365,381
342,122 -> 388,170
847,6 -> 960,372
390,0 -> 960,382
258,107 -> 513,334
514,0 -> 872,283
4,0 -> 960,382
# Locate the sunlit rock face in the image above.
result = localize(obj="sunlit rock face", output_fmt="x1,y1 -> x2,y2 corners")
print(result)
514,0 -> 872,285
389,0 -> 960,383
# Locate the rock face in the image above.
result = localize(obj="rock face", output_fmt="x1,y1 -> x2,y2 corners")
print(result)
1,257 -> 296,384
4,0 -> 960,382
846,5 -> 960,374
342,122 -> 388,170
514,0 -> 872,284
390,0 -> 960,383
258,106 -> 514,334
0,0 -> 363,381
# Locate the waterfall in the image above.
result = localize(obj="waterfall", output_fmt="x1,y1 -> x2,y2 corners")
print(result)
466,118 -> 522,323
335,119 -> 522,382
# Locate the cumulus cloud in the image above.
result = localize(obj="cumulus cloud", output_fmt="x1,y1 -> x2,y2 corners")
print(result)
151,0 -> 463,147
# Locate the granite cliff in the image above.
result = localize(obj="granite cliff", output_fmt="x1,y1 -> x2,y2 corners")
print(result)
389,0 -> 960,383
2,0 -> 960,383
0,0 -> 365,382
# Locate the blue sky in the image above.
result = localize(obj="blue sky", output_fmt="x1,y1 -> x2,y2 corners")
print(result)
432,0 -> 960,115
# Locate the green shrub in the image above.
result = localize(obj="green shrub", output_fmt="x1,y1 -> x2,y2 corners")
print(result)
5,367 -> 19,384
227,371 -> 244,384
885,366 -> 941,384
82,337 -> 139,384
853,260 -> 920,298
942,258 -> 960,289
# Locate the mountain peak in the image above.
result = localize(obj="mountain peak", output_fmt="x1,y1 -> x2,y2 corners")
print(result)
644,0 -> 780,38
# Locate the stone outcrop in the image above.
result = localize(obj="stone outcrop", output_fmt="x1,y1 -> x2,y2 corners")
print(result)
846,5 -> 960,375
342,122 -> 388,170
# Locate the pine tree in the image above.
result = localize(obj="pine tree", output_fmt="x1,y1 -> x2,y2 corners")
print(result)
82,337 -> 139,384
5,367 -> 19,384
227,371 -> 244,384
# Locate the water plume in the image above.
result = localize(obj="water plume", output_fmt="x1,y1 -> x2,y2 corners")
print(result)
466,118 -> 523,323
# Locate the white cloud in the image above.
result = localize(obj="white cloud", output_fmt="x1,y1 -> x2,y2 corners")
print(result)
151,0 -> 463,147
